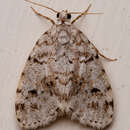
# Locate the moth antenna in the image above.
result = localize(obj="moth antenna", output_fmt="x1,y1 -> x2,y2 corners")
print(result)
86,12 -> 103,15
25,0 -> 59,13
70,12 -> 103,15
69,12 -> 82,14
71,4 -> 103,24
71,4 -> 92,24
31,6 -> 55,24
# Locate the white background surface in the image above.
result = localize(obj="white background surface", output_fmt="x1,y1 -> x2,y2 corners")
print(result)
0,0 -> 130,130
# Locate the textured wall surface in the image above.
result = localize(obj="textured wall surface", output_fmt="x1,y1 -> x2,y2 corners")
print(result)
0,0 -> 130,130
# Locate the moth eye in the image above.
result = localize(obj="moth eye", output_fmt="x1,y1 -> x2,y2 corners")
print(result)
56,12 -> 60,18
67,13 -> 71,19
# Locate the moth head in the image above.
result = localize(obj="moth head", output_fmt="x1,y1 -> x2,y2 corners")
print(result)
56,10 -> 71,24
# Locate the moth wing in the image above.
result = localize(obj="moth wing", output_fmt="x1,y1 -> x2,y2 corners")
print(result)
67,36 -> 114,129
15,29 -> 59,129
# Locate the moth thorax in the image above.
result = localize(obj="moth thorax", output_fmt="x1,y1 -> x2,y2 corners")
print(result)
58,30 -> 70,45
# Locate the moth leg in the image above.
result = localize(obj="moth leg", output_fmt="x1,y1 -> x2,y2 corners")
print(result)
97,51 -> 117,61
31,6 -> 55,25
91,42 -> 117,61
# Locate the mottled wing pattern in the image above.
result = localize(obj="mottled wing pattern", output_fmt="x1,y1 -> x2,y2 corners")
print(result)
15,28 -> 60,129
15,24 -> 114,130
66,30 -> 114,129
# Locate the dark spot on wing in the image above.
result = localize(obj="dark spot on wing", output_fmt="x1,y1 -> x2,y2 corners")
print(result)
90,120 -> 92,122
88,40 -> 91,43
79,81 -> 82,86
50,90 -> 53,96
15,103 -> 25,111
69,60 -> 73,64
86,56 -> 94,62
28,56 -> 31,61
25,96 -> 28,99
17,118 -> 21,122
56,107 -> 60,112
46,83 -> 50,87
105,100 -> 109,106
15,104 -> 19,111
104,100 -> 114,111
41,90 -> 44,93
91,88 -> 100,93
107,85 -> 111,91
50,81 -> 53,86
28,89 -> 37,96
69,107 -> 74,112
16,88 -> 22,93
34,122 -> 37,124
36,41 -> 39,45
71,71 -> 74,74
95,121 -> 97,123
45,80 -> 54,88
31,104 -> 38,109
109,100 -> 114,109
44,31 -> 48,35
55,77 -> 58,80
21,72 -> 24,76
85,90 -> 88,94
33,58 -> 39,63
21,104 -> 25,110
91,101 -> 98,109
33,58 -> 43,65
102,69 -> 105,73
104,100 -> 109,112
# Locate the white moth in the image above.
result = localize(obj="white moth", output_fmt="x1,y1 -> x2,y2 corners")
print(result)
15,0 -> 116,129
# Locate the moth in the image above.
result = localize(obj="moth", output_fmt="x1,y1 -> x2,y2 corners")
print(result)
15,0 -> 116,129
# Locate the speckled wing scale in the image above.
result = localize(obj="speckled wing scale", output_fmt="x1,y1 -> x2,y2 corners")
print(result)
15,1 -> 114,130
